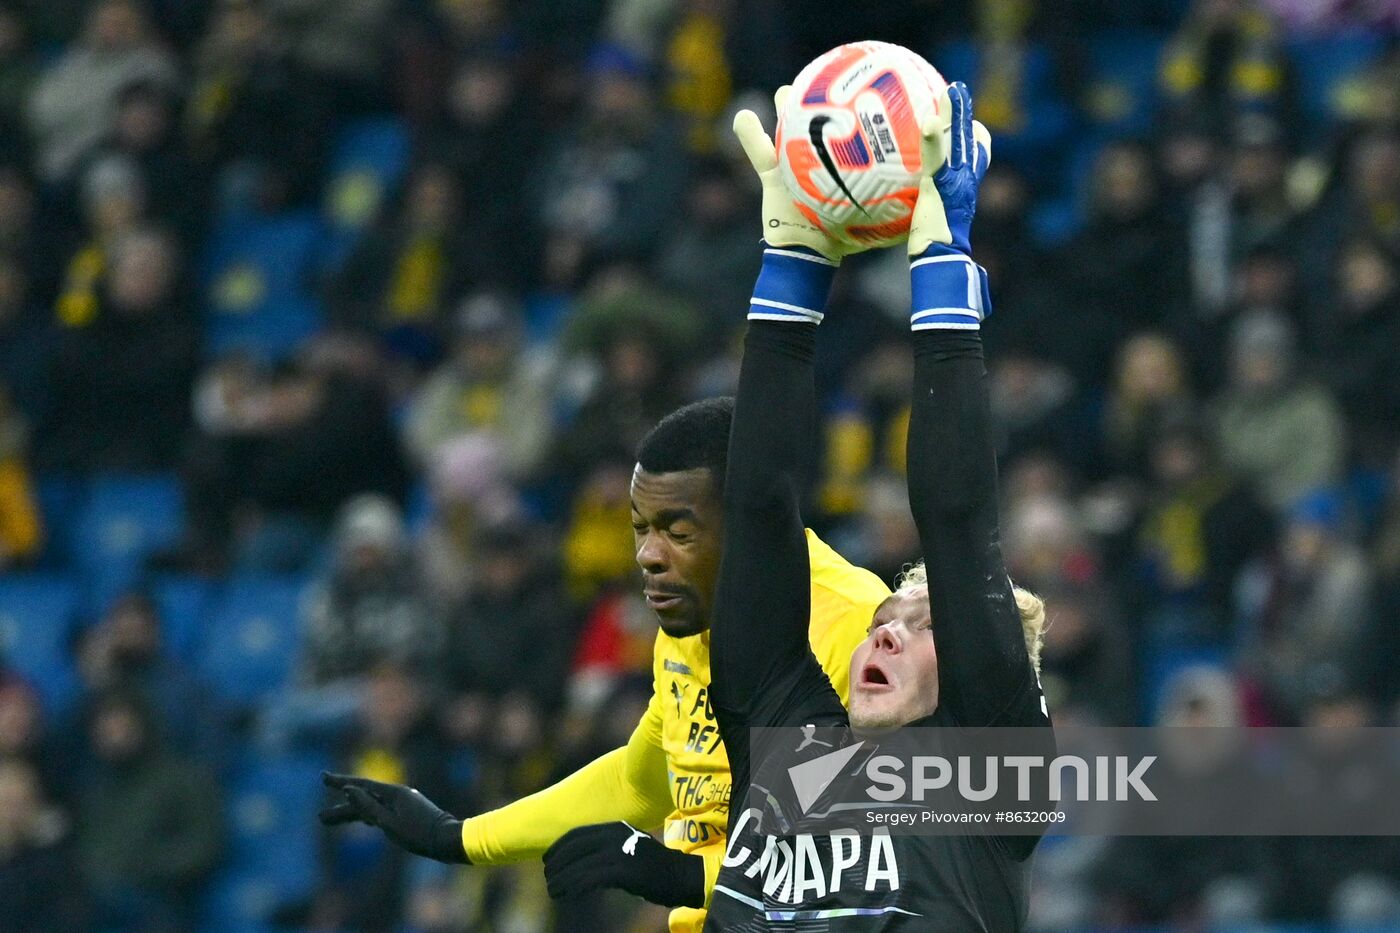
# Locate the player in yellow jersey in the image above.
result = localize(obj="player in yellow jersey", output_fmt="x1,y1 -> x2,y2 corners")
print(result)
320,396 -> 892,931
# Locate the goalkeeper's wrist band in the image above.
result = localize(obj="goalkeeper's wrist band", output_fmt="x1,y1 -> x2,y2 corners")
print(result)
749,242 -> 838,324
909,244 -> 991,331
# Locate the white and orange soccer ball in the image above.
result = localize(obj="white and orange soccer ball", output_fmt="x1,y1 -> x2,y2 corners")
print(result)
776,41 -> 947,250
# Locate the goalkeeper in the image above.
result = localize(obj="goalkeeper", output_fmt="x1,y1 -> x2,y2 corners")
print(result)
543,82 -> 1054,929
319,186 -> 892,933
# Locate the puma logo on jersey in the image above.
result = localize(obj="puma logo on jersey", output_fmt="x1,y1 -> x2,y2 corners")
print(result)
621,824 -> 648,856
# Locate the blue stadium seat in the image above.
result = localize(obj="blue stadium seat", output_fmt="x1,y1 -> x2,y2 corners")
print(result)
1141,640 -> 1228,723
201,210 -> 325,361
320,116 -> 412,273
1288,33 -> 1386,126
34,474 -> 85,569
72,473 -> 184,610
0,575 -> 81,712
151,574 -> 219,665
197,577 -> 307,708
1082,32 -> 1166,137
226,753 -> 326,877
200,753 -> 327,933
199,872 -> 285,933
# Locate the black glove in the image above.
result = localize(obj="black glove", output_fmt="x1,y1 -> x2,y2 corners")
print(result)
319,772 -> 468,864
543,822 -> 705,908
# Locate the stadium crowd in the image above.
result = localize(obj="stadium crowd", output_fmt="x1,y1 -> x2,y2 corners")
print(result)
0,0 -> 1398,930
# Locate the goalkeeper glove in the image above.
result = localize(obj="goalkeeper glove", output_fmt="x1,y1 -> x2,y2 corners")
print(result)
319,772 -> 468,864
908,80 -> 993,258
908,81 -> 994,331
733,86 -> 857,264
543,822 -> 706,908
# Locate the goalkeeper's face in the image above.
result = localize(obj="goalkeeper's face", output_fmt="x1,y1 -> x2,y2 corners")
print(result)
630,465 -> 725,638
849,586 -> 940,732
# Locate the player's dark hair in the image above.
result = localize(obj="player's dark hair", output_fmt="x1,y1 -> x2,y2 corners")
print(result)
635,397 -> 734,496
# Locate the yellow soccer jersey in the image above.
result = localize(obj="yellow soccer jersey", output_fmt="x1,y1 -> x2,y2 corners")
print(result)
646,530 -> 890,932
460,530 -> 889,933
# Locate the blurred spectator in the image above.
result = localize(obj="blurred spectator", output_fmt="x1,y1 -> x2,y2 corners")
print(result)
404,292 -> 553,482
816,333 -> 913,520
1212,309 -> 1345,511
51,154 -> 147,328
553,278 -> 694,486
70,592 -> 219,758
182,334 -> 408,571
531,45 -> 691,287
1060,142 -> 1186,379
1003,478 -> 1099,593
260,494 -> 438,749
561,459 -> 639,605
1036,583 -> 1133,724
1160,0 -> 1290,134
1271,691 -> 1400,923
831,472 -> 920,591
1157,113 -> 1234,312
315,663 -> 455,933
1315,237 -> 1400,465
656,0 -> 735,153
979,164 -> 1056,358
416,433 -> 527,605
1241,490 -> 1373,720
77,689 -> 223,932
656,155 -> 760,334
1093,666 -> 1269,925
0,676 -> 64,804
80,81 -> 203,240
0,381 -> 39,567
1131,418 -> 1274,639
26,0 -> 179,181
443,521 -> 575,714
988,347 -> 1083,470
1305,128 -> 1400,283
303,494 -> 440,686
329,162 -> 477,350
263,0 -> 395,111
0,758 -> 91,933
38,228 -> 196,472
187,0 -> 333,207
1225,114 -> 1298,264
418,52 -> 536,287
1186,243 -> 1302,390
1098,333 -> 1194,480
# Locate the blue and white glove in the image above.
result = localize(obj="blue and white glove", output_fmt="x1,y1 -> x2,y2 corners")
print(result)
908,81 -> 994,331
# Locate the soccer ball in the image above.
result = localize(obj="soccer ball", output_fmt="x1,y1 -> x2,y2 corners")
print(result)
776,41 -> 947,250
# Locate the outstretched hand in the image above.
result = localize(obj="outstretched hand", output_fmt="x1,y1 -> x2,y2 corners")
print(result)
908,81 -> 993,257
320,772 -> 468,864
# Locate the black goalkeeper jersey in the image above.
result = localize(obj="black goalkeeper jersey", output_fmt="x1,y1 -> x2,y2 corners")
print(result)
705,676 -> 1049,931
705,322 -> 1052,932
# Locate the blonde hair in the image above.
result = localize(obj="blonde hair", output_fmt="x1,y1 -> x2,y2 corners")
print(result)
894,561 -> 1045,674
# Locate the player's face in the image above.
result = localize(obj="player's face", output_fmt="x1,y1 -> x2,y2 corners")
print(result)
630,465 -> 724,638
848,586 -> 939,732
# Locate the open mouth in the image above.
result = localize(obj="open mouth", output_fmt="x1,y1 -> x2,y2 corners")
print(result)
859,663 -> 894,691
